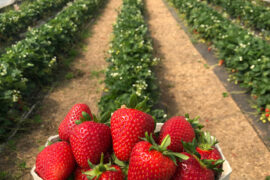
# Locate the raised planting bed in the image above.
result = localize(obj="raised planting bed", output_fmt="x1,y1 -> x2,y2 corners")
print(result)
169,0 -> 270,123
0,0 -> 72,41
0,0 -> 106,142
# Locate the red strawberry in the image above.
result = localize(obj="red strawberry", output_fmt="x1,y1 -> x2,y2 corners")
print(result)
128,134 -> 188,180
59,104 -> 93,141
266,108 -> 270,112
196,132 -> 222,163
172,152 -> 215,180
69,121 -> 112,168
93,165 -> 124,180
218,59 -> 224,66
159,116 -> 195,152
75,154 -> 124,180
75,167 -> 89,180
35,141 -> 75,180
111,107 -> 155,161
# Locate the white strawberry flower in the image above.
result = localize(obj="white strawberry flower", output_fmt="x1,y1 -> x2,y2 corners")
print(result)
239,56 -> 243,61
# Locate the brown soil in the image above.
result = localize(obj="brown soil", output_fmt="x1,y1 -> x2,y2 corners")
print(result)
0,0 -> 122,179
145,0 -> 270,179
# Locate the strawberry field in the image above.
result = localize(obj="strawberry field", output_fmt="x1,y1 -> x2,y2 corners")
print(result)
0,0 -> 270,179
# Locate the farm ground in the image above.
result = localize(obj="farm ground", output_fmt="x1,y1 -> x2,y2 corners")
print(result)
0,0 -> 270,179
0,0 -> 121,178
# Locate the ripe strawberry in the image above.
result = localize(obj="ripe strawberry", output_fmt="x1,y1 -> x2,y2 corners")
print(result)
75,167 -> 89,180
173,139 -> 224,180
35,141 -> 75,180
75,154 -> 124,180
111,107 -> 155,161
196,132 -> 222,163
93,165 -> 124,180
266,113 -> 270,118
172,152 -> 215,180
266,108 -> 270,112
59,103 -> 93,141
69,121 -> 112,168
218,59 -> 224,66
128,134 -> 188,180
159,116 -> 195,152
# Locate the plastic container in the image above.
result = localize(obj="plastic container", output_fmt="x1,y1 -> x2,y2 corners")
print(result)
31,123 -> 232,179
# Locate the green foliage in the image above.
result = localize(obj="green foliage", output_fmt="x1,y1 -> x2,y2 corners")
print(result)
90,69 -> 105,78
65,72 -> 74,80
0,0 -> 72,42
0,0 -> 105,142
98,0 -> 166,122
171,0 -> 270,118
205,0 -> 270,33
222,92 -> 228,98
0,171 -> 8,180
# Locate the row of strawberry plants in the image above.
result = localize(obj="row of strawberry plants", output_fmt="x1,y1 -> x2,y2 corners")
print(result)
0,0 -> 105,141
204,0 -> 270,34
0,0 -> 72,42
98,0 -> 166,122
170,0 -> 270,122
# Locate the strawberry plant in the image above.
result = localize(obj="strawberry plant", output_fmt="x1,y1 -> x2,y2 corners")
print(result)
204,0 -> 270,35
170,0 -> 270,123
0,0 -> 106,142
98,0 -> 166,123
0,0 -> 72,42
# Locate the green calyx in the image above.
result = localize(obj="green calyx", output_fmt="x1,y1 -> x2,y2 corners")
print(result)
76,111 -> 111,125
143,132 -> 189,165
84,153 -> 116,180
185,114 -> 204,139
112,153 -> 129,176
75,111 -> 93,125
182,139 -> 224,172
198,132 -> 218,150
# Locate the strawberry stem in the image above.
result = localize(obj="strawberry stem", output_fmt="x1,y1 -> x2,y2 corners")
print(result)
143,132 -> 189,164
159,135 -> 171,152
84,153 -> 116,180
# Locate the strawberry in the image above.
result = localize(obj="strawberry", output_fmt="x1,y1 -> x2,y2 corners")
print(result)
266,113 -> 270,118
69,121 -> 112,168
266,108 -> 270,112
172,152 -> 215,180
173,139 -> 224,180
196,132 -> 222,163
218,59 -> 224,66
59,103 -> 93,141
75,167 -> 89,180
159,116 -> 195,152
128,134 -> 188,180
111,107 -> 155,161
75,154 -> 124,180
35,141 -> 75,180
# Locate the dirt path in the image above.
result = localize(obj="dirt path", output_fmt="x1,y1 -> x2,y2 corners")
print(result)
0,0 -> 122,179
145,0 -> 270,179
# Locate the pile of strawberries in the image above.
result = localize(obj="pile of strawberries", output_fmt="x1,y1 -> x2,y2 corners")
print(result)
35,103 -> 224,180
